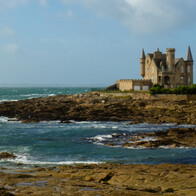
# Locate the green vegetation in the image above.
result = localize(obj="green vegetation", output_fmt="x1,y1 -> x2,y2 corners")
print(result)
149,84 -> 196,95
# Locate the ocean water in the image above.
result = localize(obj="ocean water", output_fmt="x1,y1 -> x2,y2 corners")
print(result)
0,87 -> 92,102
0,87 -> 196,168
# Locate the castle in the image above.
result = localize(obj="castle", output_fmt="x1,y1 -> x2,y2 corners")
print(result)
116,46 -> 194,91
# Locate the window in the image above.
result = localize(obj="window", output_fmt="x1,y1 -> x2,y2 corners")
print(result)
151,76 -> 155,82
158,76 -> 161,83
187,65 -> 191,73
188,76 -> 191,83
143,86 -> 149,90
152,66 -> 154,73
134,86 -> 141,91
146,67 -> 149,74
180,76 -> 184,83
181,65 -> 184,73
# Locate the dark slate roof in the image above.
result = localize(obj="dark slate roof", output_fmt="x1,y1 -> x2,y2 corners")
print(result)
175,58 -> 181,65
148,53 -> 153,58
140,49 -> 145,59
186,46 -> 193,61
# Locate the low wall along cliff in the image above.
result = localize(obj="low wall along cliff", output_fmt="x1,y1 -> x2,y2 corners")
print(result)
100,93 -> 196,101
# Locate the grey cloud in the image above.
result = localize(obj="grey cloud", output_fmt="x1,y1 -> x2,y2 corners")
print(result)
61,0 -> 196,34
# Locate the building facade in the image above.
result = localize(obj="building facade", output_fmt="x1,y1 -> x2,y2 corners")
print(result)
116,46 -> 194,91
141,46 -> 194,88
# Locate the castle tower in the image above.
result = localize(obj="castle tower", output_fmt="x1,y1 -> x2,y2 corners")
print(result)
153,48 -> 162,59
140,49 -> 145,78
185,45 -> 194,85
166,48 -> 175,72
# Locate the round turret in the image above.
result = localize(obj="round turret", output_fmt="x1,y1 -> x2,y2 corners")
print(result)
140,49 -> 145,78
166,48 -> 175,72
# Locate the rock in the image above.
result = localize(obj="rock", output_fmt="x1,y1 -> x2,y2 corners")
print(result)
0,164 -> 196,195
164,188 -> 174,193
0,92 -> 196,124
0,152 -> 16,159
0,187 -> 15,196
110,128 -> 196,148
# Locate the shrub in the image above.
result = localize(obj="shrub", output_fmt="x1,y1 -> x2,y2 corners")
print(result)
189,84 -> 196,94
149,84 -> 196,95
149,87 -> 160,95
160,88 -> 171,94
175,85 -> 189,94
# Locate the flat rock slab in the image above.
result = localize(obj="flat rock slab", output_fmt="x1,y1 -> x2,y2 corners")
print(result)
0,163 -> 196,195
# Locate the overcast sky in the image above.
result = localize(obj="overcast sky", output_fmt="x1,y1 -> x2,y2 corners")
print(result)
0,0 -> 196,87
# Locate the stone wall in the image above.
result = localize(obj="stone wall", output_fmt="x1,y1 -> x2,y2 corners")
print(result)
116,79 -> 152,91
100,92 -> 196,101
116,79 -> 133,91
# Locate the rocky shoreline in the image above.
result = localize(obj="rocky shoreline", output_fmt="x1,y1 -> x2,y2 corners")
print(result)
97,127 -> 196,149
0,163 -> 196,195
1,92 -> 196,195
0,92 -> 196,124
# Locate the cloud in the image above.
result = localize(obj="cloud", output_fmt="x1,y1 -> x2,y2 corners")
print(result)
39,0 -> 47,6
0,27 -> 15,37
0,0 -> 27,10
56,9 -> 73,19
3,43 -> 20,53
60,0 -> 196,34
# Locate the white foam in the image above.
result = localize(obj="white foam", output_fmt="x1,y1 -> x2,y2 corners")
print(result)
0,99 -> 18,103
159,146 -> 189,149
0,117 -> 18,123
89,134 -> 113,141
93,142 -> 105,146
22,94 -> 40,97
2,154 -> 104,165
48,94 -> 55,96
138,137 -> 157,142
125,146 -> 146,149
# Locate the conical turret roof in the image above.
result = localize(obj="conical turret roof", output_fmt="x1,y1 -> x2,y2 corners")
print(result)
186,45 -> 193,61
140,48 -> 145,59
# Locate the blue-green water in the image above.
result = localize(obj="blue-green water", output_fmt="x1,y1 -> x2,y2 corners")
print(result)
0,87 -> 92,102
0,87 -> 196,168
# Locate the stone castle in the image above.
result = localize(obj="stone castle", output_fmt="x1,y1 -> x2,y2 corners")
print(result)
116,46 -> 194,91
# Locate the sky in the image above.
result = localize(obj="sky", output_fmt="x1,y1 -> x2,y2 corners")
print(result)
0,0 -> 196,87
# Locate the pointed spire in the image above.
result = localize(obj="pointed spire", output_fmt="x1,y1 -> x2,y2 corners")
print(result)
186,45 -> 193,61
140,48 -> 145,59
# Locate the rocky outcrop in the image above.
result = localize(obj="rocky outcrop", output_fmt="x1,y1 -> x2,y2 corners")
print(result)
0,164 -> 196,195
122,127 -> 196,148
0,152 -> 16,159
0,92 -> 196,124
88,127 -> 196,148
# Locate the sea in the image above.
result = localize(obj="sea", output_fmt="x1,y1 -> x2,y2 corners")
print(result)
0,87 -> 196,168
